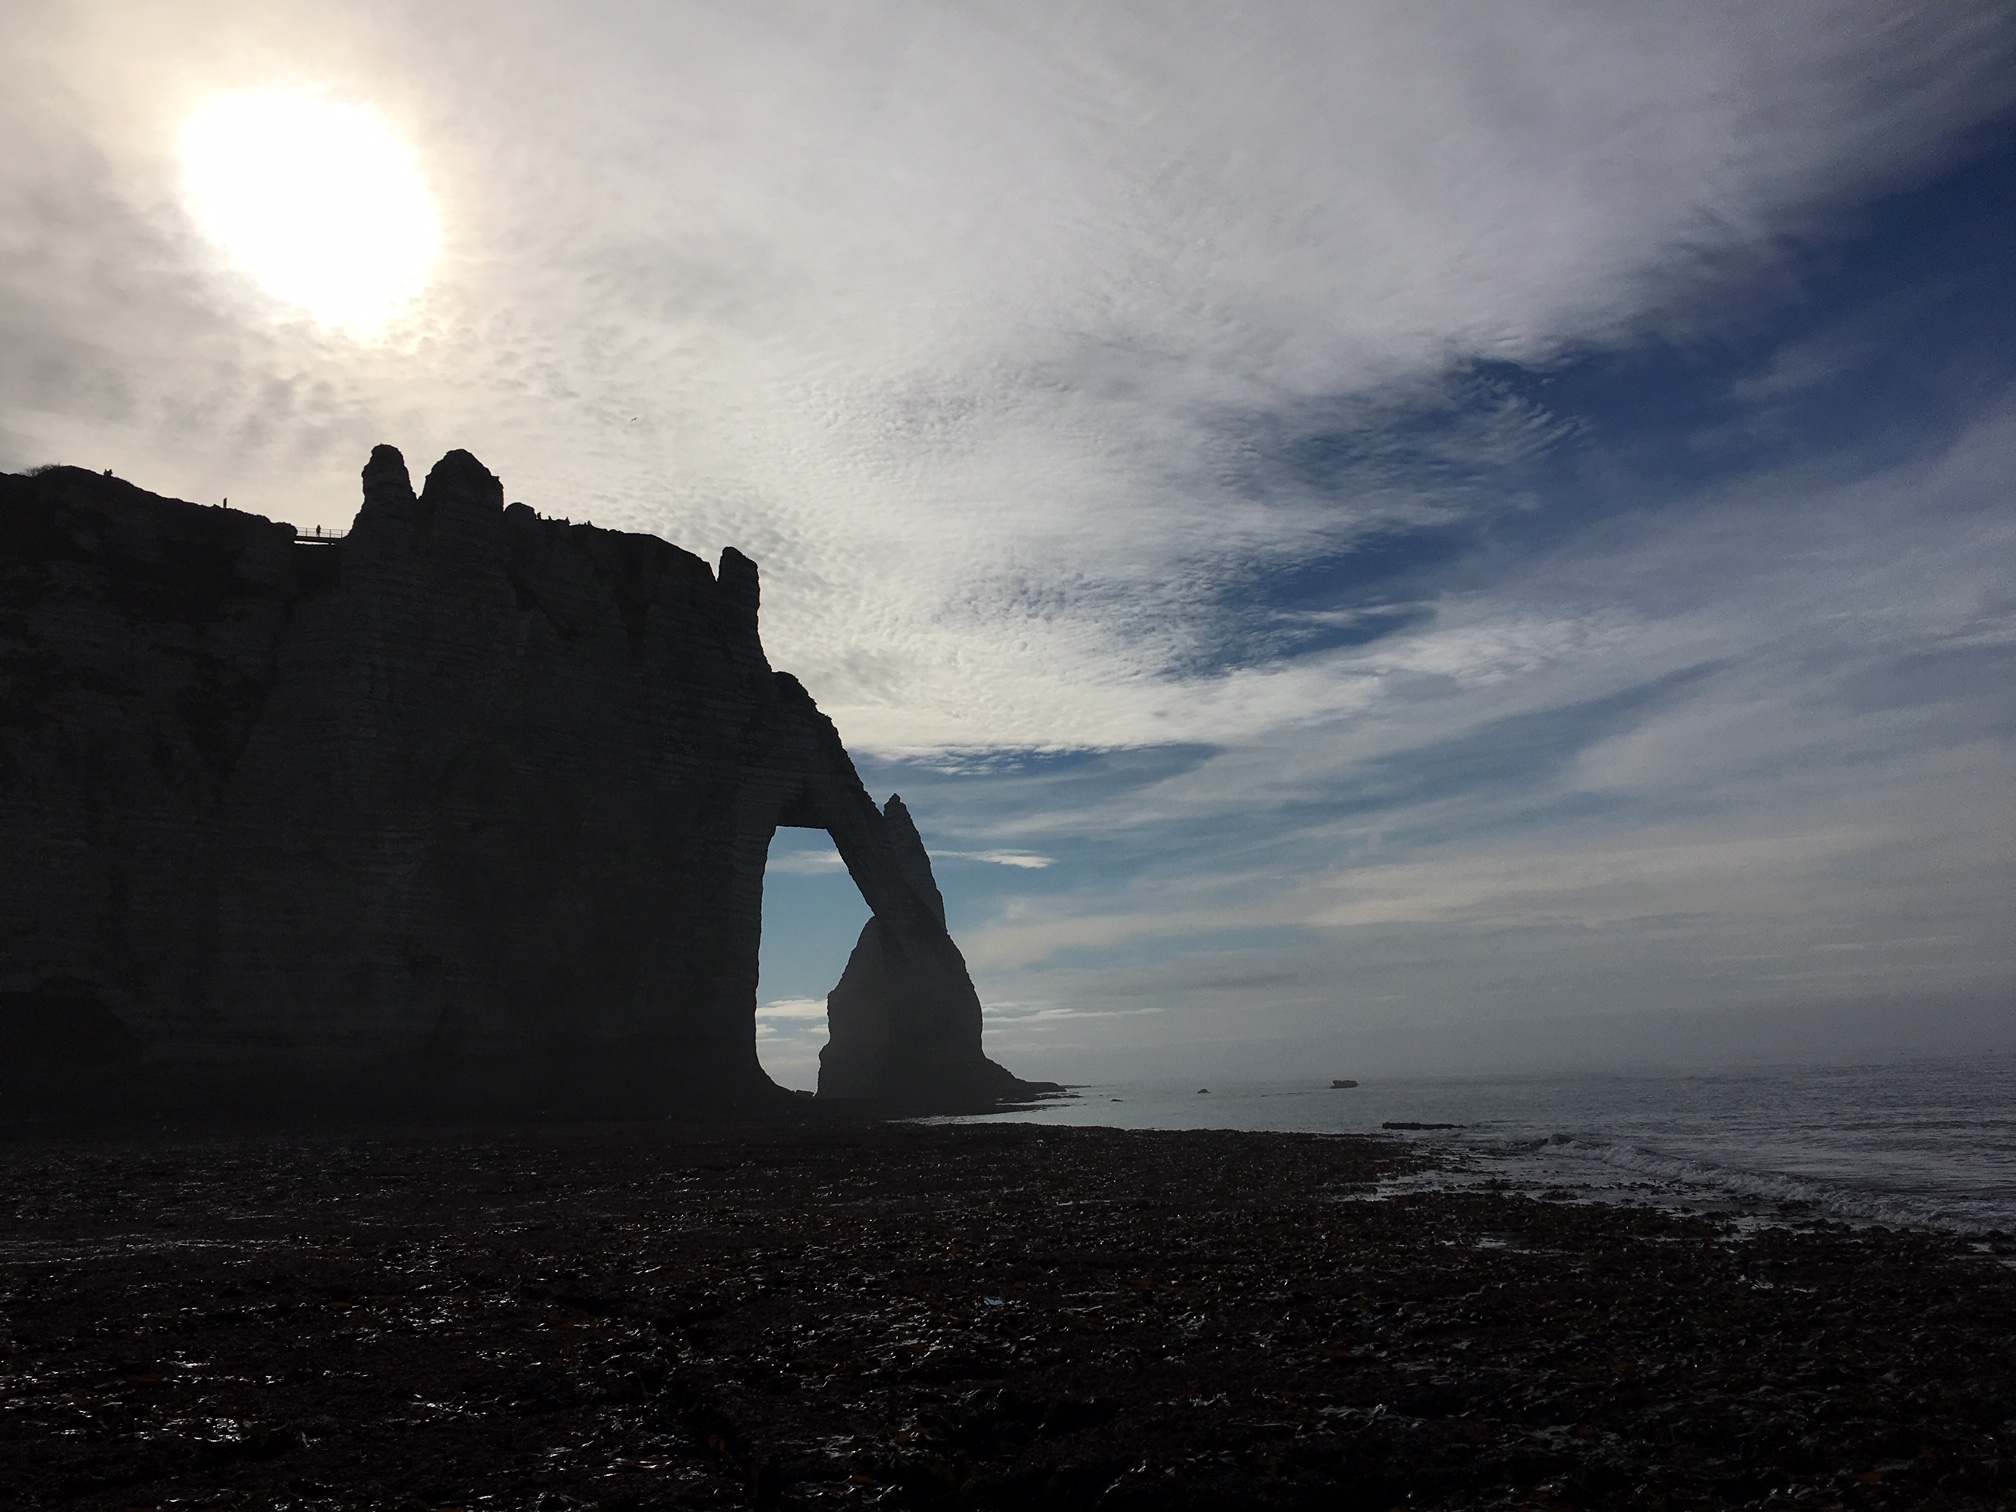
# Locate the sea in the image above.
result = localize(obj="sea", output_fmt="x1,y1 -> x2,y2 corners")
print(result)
943,1053 -> 2016,1236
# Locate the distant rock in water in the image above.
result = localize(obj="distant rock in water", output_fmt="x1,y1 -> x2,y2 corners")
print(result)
0,448 -> 1047,1117
1332,1079 -> 1358,1088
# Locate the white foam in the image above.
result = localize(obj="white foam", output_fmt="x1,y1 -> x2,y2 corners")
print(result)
1477,1130 -> 2008,1233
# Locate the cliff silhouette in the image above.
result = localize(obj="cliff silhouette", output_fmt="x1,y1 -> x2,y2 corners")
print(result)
0,447 -> 1044,1117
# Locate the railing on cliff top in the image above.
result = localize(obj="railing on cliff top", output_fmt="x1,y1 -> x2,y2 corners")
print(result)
294,525 -> 348,545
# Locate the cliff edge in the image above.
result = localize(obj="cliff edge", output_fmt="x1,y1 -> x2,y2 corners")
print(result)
0,447 -> 1043,1116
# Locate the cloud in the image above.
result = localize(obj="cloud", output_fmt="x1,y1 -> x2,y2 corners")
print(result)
864,404 -> 2016,1074
768,844 -> 1052,872
754,996 -> 832,1091
6,2 -> 2014,748
7,2 -> 2014,1073
764,849 -> 847,876
756,997 -> 830,1023
936,850 -> 1054,870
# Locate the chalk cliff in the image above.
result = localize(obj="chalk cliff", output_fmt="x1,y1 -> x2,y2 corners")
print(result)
0,447 -> 1036,1114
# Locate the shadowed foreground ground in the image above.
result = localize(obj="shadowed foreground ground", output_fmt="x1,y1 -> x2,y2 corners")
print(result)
1,1121 -> 2012,1509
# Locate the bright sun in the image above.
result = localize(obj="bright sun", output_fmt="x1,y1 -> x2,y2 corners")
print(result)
181,90 -> 440,331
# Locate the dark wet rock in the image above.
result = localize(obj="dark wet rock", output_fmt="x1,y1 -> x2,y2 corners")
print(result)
0,450 -> 1041,1116
0,1122 -> 2010,1509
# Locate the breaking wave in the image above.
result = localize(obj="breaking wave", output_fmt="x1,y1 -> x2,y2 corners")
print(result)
1491,1128 -> 2015,1234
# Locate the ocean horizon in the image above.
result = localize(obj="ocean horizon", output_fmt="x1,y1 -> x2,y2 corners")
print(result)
942,1052 -> 2016,1236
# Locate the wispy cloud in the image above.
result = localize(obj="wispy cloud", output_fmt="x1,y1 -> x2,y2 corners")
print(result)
936,850 -> 1054,870
6,1 -> 2014,1074
764,849 -> 847,876
756,997 -> 830,1023
7,3 -> 2012,741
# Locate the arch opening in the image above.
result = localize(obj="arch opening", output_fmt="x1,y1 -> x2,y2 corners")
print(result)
755,826 -> 870,1090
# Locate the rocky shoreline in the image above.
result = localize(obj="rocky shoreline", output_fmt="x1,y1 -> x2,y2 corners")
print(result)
2,1120 -> 2012,1508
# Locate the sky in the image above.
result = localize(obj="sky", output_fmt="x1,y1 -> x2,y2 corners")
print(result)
5,1 -> 2012,1089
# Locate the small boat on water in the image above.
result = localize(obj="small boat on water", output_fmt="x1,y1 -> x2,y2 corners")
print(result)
1331,1078 -> 1358,1088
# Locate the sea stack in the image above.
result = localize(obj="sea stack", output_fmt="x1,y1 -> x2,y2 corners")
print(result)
0,448 -> 1038,1116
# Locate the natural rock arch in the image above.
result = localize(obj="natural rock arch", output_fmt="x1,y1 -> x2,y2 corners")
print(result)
770,783 -> 1015,1105
0,447 -> 1033,1114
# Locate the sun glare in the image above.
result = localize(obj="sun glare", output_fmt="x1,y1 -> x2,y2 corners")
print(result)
181,90 -> 440,332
